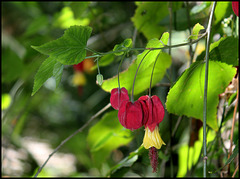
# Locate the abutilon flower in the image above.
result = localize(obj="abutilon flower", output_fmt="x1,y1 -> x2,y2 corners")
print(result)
138,95 -> 165,172
110,86 -> 166,172
110,87 -> 129,110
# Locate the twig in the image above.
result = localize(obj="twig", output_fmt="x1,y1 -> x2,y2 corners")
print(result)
202,2 -> 217,177
33,103 -> 112,178
84,32 -> 207,60
232,164 -> 239,178
227,77 -> 239,176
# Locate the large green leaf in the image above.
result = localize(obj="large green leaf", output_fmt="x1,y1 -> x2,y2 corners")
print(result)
101,52 -> 171,96
31,25 -> 92,65
87,111 -> 133,168
196,37 -> 239,66
136,33 -> 169,71
101,35 -> 171,95
166,61 -> 236,131
131,2 -> 169,40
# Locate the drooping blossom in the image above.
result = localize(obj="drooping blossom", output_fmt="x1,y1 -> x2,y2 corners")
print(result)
138,95 -> 165,173
138,95 -> 165,149
110,87 -> 129,110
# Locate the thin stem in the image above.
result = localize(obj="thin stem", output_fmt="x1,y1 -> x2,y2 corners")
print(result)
34,103 -> 112,178
131,50 -> 152,102
84,33 -> 207,60
203,2 -> 216,177
232,165 -> 239,178
149,52 -> 161,97
96,57 -> 100,74
117,53 -> 126,89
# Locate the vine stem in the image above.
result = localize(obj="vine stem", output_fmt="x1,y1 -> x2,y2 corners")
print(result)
84,32 -> 206,60
203,2 -> 216,177
117,53 -> 126,89
33,103 -> 112,178
131,49 -> 152,102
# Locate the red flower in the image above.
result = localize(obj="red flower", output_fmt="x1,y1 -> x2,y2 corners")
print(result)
73,62 -> 84,72
138,95 -> 165,132
110,87 -> 129,110
232,1 -> 239,16
118,100 -> 143,130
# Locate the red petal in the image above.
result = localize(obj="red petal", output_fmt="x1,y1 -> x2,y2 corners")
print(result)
232,1 -> 239,16
110,87 -> 129,110
138,95 -> 165,132
118,100 -> 143,130
152,95 -> 165,124
73,62 -> 84,71
138,99 -> 149,125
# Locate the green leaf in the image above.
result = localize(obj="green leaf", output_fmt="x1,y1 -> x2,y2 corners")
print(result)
196,37 -> 239,66
136,33 -> 169,72
87,111 -> 133,168
131,2 -> 169,40
101,52 -> 171,95
209,37 -> 239,66
101,34 -> 170,95
189,23 -> 205,40
113,38 -> 132,56
214,2 -> 231,24
32,57 -> 58,96
166,61 -> 237,131
53,61 -> 64,88
31,25 -> 92,65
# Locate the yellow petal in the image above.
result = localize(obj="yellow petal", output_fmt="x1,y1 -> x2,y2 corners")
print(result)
142,126 -> 166,149
72,72 -> 86,86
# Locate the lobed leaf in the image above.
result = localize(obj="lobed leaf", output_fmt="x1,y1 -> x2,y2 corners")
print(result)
32,25 -> 92,65
166,61 -> 237,131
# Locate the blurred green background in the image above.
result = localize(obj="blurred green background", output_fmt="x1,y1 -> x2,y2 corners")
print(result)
2,1 -> 238,177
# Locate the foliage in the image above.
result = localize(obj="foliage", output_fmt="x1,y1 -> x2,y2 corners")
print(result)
2,1 -> 239,178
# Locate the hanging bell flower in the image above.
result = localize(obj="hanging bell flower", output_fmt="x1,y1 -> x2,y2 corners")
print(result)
110,87 -> 129,110
138,95 -> 165,173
